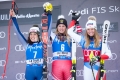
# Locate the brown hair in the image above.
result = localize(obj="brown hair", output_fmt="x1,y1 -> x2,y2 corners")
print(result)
85,16 -> 100,48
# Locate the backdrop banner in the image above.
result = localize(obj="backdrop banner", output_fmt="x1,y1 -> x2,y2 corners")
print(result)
0,0 -> 120,80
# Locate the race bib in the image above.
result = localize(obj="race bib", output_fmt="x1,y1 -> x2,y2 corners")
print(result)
57,52 -> 69,56
27,59 -> 43,64
53,52 -> 71,57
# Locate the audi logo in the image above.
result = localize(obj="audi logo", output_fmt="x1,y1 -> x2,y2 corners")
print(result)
0,60 -> 6,67
16,73 -> 25,80
0,76 -> 7,79
47,57 -> 52,64
15,45 -> 25,51
76,70 -> 84,77
0,31 -> 5,38
108,53 -> 117,60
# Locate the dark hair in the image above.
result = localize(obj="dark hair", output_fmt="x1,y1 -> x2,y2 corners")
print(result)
27,24 -> 41,45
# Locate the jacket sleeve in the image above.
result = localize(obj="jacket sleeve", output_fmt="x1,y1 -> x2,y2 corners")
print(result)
47,14 -> 56,41
67,20 -> 84,46
12,17 -> 27,49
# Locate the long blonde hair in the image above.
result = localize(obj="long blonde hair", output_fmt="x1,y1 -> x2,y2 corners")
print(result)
55,28 -> 71,46
85,16 -> 100,48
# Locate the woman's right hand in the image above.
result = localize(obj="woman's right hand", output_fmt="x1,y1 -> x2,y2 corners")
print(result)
9,9 -> 16,17
72,12 -> 81,21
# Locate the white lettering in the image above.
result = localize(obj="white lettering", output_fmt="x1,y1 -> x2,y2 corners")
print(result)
84,50 -> 90,56
0,14 -> 10,20
27,45 -> 42,51
14,32 -> 28,35
16,13 -> 40,19
81,8 -> 89,15
109,6 -> 119,12
92,7 -> 96,14
68,8 -> 88,16
77,57 -> 84,60
0,13 -> 40,21
26,13 -> 40,18
16,14 -> 26,18
92,7 -> 106,14
106,70 -> 118,73
108,40 -> 117,43
101,7 -> 106,13
15,60 -> 26,64
0,47 -> 6,50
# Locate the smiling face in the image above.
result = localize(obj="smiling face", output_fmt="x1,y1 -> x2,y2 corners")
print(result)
29,32 -> 39,42
86,28 -> 95,37
57,24 -> 66,33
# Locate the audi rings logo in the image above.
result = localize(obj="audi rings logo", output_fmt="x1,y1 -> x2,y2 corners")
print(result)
47,57 -> 52,64
0,60 -> 6,67
15,45 -> 25,51
76,43 -> 81,47
108,53 -> 117,60
0,76 -> 7,79
76,70 -> 83,77
16,73 -> 25,80
0,31 -> 5,38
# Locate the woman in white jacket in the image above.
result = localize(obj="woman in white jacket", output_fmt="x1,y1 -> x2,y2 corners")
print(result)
67,14 -> 112,80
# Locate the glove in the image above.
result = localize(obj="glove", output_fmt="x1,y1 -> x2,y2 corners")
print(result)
76,21 -> 79,25
76,25 -> 82,33
90,56 -> 100,65
72,12 -> 81,21
43,2 -> 53,15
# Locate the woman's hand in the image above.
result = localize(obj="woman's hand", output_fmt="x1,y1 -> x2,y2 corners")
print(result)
9,9 -> 16,17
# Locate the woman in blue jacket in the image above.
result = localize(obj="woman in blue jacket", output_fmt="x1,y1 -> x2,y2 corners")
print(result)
10,9 -> 43,80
